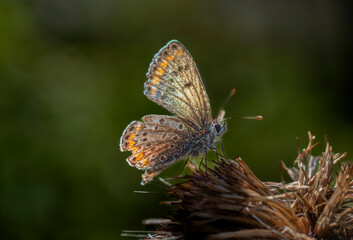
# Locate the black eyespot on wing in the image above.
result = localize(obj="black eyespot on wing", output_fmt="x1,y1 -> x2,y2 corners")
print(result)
178,124 -> 183,130
159,119 -> 165,124
184,82 -> 192,88
170,43 -> 178,50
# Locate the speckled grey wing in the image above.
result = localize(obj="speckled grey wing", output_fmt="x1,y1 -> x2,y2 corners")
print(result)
120,115 -> 191,185
144,40 -> 212,130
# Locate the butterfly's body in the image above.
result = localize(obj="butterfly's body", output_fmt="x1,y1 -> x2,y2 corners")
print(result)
120,40 -> 226,185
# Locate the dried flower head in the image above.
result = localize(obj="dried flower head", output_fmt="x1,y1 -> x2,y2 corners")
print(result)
123,132 -> 353,239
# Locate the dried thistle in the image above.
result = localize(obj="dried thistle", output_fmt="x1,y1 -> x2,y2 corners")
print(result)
123,132 -> 353,239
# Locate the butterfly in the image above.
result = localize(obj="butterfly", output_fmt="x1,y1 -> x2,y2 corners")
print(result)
120,40 -> 227,185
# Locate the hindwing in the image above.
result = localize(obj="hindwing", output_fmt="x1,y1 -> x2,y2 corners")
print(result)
120,115 -> 191,184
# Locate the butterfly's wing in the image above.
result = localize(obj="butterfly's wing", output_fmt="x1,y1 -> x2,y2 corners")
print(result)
144,40 -> 212,130
120,115 -> 191,185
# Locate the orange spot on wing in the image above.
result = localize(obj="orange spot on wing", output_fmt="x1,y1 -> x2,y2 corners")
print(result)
128,134 -> 136,140
141,158 -> 150,167
152,88 -> 157,96
130,146 -> 139,153
142,170 -> 158,183
156,67 -> 165,76
135,125 -> 142,131
151,76 -> 160,85
134,152 -> 144,161
176,50 -> 182,56
166,54 -> 175,62
149,172 -> 156,178
128,140 -> 136,149
160,61 -> 168,68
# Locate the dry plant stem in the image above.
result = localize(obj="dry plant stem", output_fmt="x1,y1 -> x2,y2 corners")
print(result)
141,132 -> 353,240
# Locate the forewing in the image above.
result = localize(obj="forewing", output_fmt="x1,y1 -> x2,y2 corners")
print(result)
144,40 -> 212,129
120,115 -> 190,184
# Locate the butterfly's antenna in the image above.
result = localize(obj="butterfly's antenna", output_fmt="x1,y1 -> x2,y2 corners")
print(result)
219,88 -> 236,112
217,88 -> 263,122
223,115 -> 263,121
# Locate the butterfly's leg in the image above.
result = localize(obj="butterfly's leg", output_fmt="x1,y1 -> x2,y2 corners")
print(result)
204,151 -> 208,176
210,146 -> 220,163
175,157 -> 189,177
215,147 -> 219,163
220,139 -> 225,155
214,139 -> 225,155
199,155 -> 205,170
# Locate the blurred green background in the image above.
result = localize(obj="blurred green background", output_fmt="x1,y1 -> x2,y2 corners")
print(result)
1,1 -> 352,239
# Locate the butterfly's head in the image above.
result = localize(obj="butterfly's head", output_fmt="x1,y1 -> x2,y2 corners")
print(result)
213,110 -> 227,137
213,121 -> 227,137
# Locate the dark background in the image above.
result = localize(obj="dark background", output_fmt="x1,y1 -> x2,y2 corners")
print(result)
1,1 -> 352,239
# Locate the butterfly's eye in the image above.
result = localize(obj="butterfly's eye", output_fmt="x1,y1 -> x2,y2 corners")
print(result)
215,123 -> 221,133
